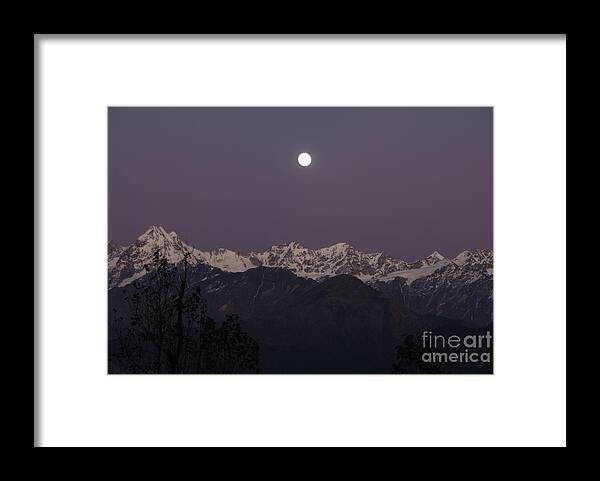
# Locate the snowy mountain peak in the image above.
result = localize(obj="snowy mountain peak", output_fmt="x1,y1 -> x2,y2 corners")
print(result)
135,226 -> 191,255
137,225 -> 182,243
328,242 -> 353,251
405,250 -> 447,270
200,248 -> 260,273
285,241 -> 306,252
269,241 -> 305,251
452,249 -> 493,268
138,225 -> 169,240
107,226 -> 205,288
331,242 -> 351,249
108,227 -> 493,289
429,250 -> 445,261
452,250 -> 472,265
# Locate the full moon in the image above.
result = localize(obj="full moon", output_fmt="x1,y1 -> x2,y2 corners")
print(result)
298,152 -> 312,167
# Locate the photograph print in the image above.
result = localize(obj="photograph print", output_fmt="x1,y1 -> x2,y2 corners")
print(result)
108,107 -> 493,374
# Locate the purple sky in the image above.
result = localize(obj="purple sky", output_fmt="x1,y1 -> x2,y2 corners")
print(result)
108,107 -> 492,261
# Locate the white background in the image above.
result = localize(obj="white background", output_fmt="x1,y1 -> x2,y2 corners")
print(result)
36,35 -> 566,447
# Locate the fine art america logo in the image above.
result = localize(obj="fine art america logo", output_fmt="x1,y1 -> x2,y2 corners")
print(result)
421,331 -> 493,364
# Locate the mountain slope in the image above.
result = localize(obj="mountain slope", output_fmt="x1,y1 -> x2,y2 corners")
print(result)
107,226 -> 493,324
372,249 -> 494,325
109,267 -> 414,373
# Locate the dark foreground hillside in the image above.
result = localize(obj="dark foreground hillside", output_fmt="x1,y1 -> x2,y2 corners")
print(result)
109,263 -> 493,374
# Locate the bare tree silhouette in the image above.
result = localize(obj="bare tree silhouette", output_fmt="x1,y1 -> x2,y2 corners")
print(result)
111,249 -> 260,374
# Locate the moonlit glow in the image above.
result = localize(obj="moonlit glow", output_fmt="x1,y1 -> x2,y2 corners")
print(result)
298,152 -> 312,167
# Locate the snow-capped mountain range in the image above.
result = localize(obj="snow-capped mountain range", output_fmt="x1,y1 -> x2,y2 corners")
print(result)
108,226 -> 493,290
